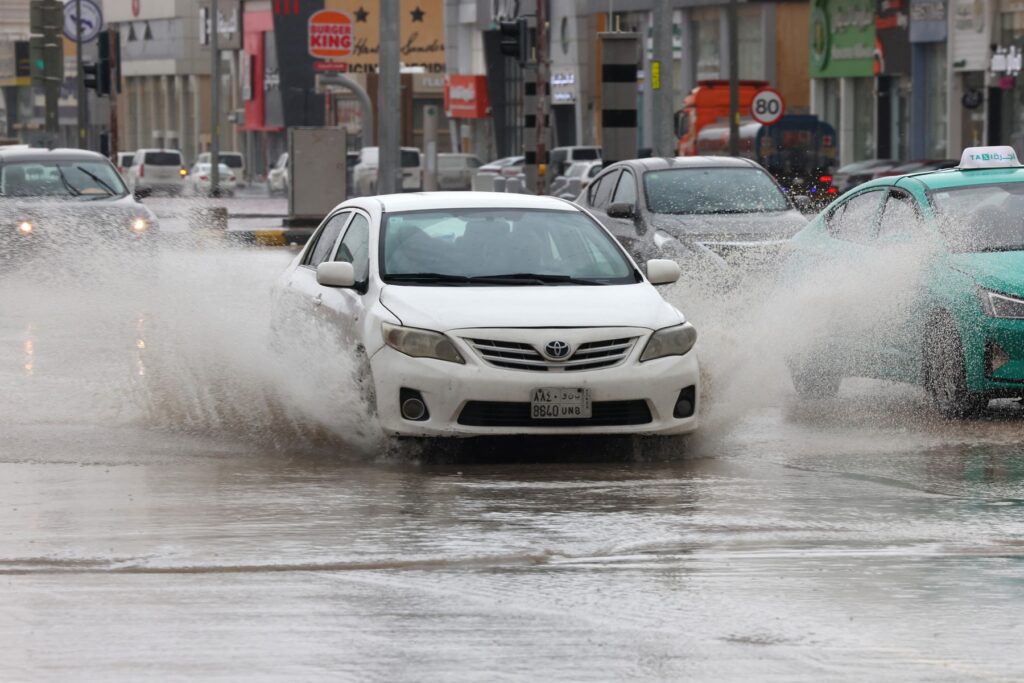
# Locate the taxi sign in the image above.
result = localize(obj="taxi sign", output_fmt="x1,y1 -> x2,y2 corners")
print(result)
959,146 -> 1022,169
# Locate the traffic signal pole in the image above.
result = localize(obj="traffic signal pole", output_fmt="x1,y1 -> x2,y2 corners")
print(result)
727,0 -> 739,156
535,0 -> 547,195
76,0 -> 87,148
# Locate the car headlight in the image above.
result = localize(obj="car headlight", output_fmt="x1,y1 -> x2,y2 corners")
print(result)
130,217 -> 149,234
382,322 -> 465,364
639,323 -> 698,362
980,288 -> 1024,319
16,220 -> 33,235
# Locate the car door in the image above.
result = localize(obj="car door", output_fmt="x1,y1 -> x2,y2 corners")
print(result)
602,169 -> 643,257
289,210 -> 353,316
316,211 -> 372,344
819,187 -> 888,374
870,188 -> 930,381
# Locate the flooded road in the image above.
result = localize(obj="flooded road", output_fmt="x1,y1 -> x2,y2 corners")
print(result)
2,244 -> 1023,681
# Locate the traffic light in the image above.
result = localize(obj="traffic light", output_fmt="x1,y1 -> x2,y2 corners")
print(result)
29,0 -> 63,85
83,34 -> 112,96
499,18 -> 529,65
83,62 -> 99,91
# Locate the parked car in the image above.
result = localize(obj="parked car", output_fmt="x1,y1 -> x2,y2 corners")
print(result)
873,159 -> 958,178
549,160 -> 602,197
436,153 -> 483,190
197,151 -> 246,187
783,146 -> 1024,416
353,147 -> 423,196
550,146 -> 602,178
472,155 -> 524,191
0,147 -> 158,258
114,151 -> 134,177
270,192 -> 698,438
346,151 -> 359,197
577,156 -> 807,276
267,152 -> 289,196
125,148 -> 187,197
832,159 -> 897,194
185,162 -> 237,196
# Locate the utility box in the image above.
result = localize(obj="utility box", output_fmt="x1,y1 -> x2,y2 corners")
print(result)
287,127 -> 347,226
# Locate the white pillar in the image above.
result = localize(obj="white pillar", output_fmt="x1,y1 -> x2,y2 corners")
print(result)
176,75 -> 188,158
839,77 -> 856,166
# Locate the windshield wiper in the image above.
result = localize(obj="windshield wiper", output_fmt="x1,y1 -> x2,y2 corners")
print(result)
73,165 -> 118,197
475,273 -> 605,285
384,272 -> 606,285
55,166 -> 81,196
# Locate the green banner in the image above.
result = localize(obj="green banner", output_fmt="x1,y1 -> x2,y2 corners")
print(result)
810,0 -> 876,78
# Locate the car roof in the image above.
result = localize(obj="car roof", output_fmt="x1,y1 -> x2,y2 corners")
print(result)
896,166 -> 1024,191
605,156 -> 760,172
350,191 -> 577,213
0,147 -> 112,164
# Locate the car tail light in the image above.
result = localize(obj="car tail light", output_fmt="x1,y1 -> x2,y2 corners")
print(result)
827,187 -> 838,195
819,175 -> 833,184
199,175 -> 209,181
139,164 -> 144,177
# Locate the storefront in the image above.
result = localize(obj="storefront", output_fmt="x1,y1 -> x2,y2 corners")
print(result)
241,8 -> 285,178
876,0 -> 912,159
909,0 -> 949,157
810,0 -> 877,164
949,0 -> 991,149
994,0 -> 1024,150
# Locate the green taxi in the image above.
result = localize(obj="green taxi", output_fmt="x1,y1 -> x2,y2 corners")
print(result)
784,146 -> 1024,417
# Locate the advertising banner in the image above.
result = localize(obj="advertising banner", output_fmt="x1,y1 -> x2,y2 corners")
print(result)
809,0 -> 876,78
909,0 -> 947,42
444,75 -> 489,118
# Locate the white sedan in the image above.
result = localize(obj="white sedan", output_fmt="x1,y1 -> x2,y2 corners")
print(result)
185,162 -> 237,196
271,192 -> 700,438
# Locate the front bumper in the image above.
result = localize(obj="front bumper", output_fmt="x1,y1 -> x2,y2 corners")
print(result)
966,316 -> 1024,393
369,342 -> 700,438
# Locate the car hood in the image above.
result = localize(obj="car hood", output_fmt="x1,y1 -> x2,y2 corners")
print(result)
379,283 -> 684,331
649,210 -> 807,243
948,251 -> 1024,297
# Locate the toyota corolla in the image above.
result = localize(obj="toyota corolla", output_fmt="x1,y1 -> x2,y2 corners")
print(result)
271,192 -> 700,438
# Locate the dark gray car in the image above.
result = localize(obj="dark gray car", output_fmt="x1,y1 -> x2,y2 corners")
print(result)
576,156 -> 807,275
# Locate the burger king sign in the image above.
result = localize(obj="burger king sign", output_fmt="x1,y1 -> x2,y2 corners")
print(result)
308,10 -> 353,59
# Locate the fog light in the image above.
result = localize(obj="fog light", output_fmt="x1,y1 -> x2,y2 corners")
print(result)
130,217 -> 148,234
399,388 -> 429,421
673,385 -> 697,418
17,221 -> 32,235
989,342 -> 1011,374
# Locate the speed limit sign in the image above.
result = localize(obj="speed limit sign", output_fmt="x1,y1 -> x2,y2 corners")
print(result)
751,88 -> 785,126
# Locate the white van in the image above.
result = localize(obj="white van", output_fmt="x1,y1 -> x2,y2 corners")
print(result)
197,151 -> 246,186
126,149 -> 187,196
352,146 -> 423,196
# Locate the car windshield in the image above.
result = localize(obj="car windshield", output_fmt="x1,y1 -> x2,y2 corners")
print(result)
0,160 -> 127,198
143,152 -> 181,165
381,208 -> 638,285
220,155 -> 243,168
644,167 -> 791,214
119,154 -> 134,166
572,148 -> 601,160
930,182 -> 1024,252
401,150 -> 420,167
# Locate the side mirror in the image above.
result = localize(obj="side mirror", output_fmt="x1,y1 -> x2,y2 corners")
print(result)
316,261 -> 356,288
793,195 -> 814,213
646,258 -> 681,285
607,202 -> 636,219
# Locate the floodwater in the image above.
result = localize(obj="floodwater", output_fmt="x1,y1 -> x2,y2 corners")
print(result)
1,220 -> 1023,681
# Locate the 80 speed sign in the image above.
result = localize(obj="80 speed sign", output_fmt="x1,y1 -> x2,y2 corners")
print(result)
751,88 -> 785,126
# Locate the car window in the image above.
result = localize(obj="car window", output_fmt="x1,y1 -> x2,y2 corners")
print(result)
827,189 -> 885,244
574,148 -> 601,161
877,191 -> 923,240
0,160 -> 127,198
588,164 -> 601,178
143,151 -> 182,166
611,170 -> 636,205
335,213 -> 371,282
304,211 -> 351,267
590,170 -> 619,208
400,150 -> 420,167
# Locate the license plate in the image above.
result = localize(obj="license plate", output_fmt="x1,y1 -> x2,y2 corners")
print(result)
530,387 -> 592,419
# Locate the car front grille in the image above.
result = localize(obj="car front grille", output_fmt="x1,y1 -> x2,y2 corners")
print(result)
466,337 -> 637,372
457,400 -> 652,427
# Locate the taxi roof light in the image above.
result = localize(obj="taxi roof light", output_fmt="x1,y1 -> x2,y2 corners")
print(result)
958,146 -> 1023,170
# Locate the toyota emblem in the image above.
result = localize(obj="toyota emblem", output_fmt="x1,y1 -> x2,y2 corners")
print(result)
544,340 -> 571,360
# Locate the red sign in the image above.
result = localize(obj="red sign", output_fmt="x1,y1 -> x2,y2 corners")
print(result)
444,75 -> 489,119
308,10 -> 353,59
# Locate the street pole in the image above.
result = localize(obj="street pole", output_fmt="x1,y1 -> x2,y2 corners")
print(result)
109,29 -> 118,157
727,0 -> 739,157
210,0 -> 221,195
76,0 -> 86,149
651,0 -> 673,157
378,0 -> 400,195
535,0 -> 548,195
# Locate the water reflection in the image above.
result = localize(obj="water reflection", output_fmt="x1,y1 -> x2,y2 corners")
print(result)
22,324 -> 33,376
